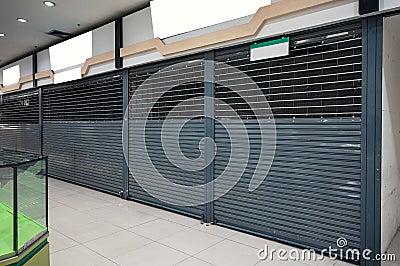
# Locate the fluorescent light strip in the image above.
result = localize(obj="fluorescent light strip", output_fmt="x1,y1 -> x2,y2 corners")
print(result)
44,1 -> 56,7
17,18 -> 28,23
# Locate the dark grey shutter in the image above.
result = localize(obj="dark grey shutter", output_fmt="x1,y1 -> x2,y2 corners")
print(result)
42,73 -> 124,194
0,89 -> 41,154
213,22 -> 362,251
128,56 -> 205,217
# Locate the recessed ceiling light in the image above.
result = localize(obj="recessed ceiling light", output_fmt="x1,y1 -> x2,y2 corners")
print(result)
43,1 -> 56,7
0,33 -> 5,37
17,18 -> 28,23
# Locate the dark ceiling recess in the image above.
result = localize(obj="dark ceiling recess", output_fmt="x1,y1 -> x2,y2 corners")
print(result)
47,30 -> 72,39
359,0 -> 379,15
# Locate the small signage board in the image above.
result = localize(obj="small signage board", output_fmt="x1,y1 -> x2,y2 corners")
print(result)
250,37 -> 289,61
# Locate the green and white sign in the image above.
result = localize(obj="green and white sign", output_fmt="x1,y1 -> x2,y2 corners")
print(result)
250,37 -> 289,61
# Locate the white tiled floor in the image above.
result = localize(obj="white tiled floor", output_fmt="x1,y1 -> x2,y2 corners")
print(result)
48,178 -> 399,266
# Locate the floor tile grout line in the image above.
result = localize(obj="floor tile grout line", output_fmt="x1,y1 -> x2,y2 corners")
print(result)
70,243 -> 121,265
94,258 -> 121,266
128,216 -> 194,231
173,256 -> 217,266
191,237 -> 268,266
187,223 -> 235,239
75,202 -> 166,226
172,257 -> 191,266
49,198 -> 64,205
226,236 -> 273,251
159,218 -> 201,228
54,188 -> 123,201
49,241 -> 82,255
81,238 -> 155,264
55,205 -> 157,232
152,239 -> 198,257
52,193 -> 114,211
191,237 -> 226,258
48,191 -> 81,198
189,255 -> 218,266
126,222 -> 192,241
148,229 -> 228,258
71,226 -> 156,246
72,228 -> 128,245
190,227 -> 238,240
121,217 -> 166,232
93,213 -> 156,232
49,226 -> 82,245
58,202 -> 116,214
48,228 -> 81,254
121,228 -> 159,243
51,220 -> 125,235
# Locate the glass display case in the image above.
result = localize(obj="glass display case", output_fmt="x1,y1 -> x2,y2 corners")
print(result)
0,149 -> 48,262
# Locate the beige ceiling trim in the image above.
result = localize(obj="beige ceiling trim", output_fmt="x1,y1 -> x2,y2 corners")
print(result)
35,70 -> 55,81
19,74 -> 34,84
1,70 -> 54,93
0,83 -> 20,93
81,51 -> 115,75
81,0 -> 340,75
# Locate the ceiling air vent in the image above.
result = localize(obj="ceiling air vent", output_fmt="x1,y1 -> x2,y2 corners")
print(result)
46,29 -> 72,39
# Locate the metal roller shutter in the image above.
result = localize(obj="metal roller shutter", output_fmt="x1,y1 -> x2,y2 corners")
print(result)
128,56 -> 205,217
42,73 -> 124,194
0,89 -> 41,154
213,22 -> 362,251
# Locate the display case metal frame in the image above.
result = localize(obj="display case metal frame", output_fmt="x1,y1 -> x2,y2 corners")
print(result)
0,149 -> 48,260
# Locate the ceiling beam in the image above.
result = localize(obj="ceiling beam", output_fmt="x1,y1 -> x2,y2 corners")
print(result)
359,0 -> 379,15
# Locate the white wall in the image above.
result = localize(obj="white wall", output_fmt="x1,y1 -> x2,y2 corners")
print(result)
380,0 -> 400,12
92,22 -> 115,56
381,14 -> 400,253
1,57 -> 32,78
37,49 -> 51,73
20,57 -> 33,89
54,68 -> 82,84
2,65 -> 20,86
163,15 -> 252,44
37,49 -> 53,87
19,57 -> 32,78
87,22 -> 116,76
150,0 -> 269,39
257,0 -> 358,40
123,7 -> 154,47
0,57 -> 33,89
